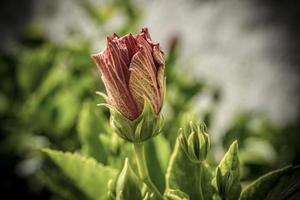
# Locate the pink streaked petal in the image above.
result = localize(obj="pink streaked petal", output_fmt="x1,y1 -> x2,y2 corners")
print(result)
103,60 -> 139,119
136,34 -> 153,54
129,48 -> 161,114
92,50 -> 139,120
135,36 -> 158,80
107,37 -> 130,83
156,64 -> 165,111
137,27 -> 160,49
153,45 -> 165,65
119,33 -> 139,60
107,33 -> 119,41
102,70 -> 139,120
141,27 -> 152,42
132,46 -> 159,91
91,53 -> 110,79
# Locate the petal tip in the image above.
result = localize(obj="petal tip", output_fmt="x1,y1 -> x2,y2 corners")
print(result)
141,27 -> 149,33
91,53 -> 100,62
107,33 -> 119,41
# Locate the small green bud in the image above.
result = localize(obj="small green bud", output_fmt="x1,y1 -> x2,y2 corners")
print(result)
116,158 -> 142,200
214,141 -> 241,200
178,119 -> 210,163
106,99 -> 163,143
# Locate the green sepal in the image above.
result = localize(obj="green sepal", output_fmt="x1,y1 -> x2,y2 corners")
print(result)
102,98 -> 163,143
213,141 -> 241,200
116,158 -> 142,200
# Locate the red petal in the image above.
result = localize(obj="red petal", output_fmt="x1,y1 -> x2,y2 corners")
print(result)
119,33 -> 139,61
92,42 -> 139,120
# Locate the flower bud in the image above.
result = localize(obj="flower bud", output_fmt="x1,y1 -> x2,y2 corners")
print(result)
116,158 -> 142,200
178,119 -> 210,163
92,28 -> 165,143
214,141 -> 241,200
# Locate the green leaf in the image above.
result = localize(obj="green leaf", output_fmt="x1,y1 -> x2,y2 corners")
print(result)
78,100 -> 109,163
38,167 -> 88,200
99,133 -> 135,170
201,163 -> 214,199
22,65 -> 75,136
240,166 -> 300,200
145,134 -> 171,193
49,88 -> 81,133
42,148 -> 118,200
116,158 -> 142,200
153,134 -> 171,172
166,139 -> 213,200
17,44 -> 54,94
214,140 -> 241,200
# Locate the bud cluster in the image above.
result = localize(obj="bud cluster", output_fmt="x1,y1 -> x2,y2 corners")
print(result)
178,119 -> 210,163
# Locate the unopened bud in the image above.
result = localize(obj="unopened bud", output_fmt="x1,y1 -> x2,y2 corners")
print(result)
116,158 -> 142,200
178,118 -> 210,163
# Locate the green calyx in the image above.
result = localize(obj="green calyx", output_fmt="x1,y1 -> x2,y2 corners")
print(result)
178,120 -> 210,163
102,98 -> 163,143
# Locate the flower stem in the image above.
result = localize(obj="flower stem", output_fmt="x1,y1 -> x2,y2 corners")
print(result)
134,143 -> 163,199
199,163 -> 204,200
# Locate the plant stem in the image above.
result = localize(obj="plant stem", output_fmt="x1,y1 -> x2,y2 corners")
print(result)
134,143 -> 164,199
199,163 -> 204,200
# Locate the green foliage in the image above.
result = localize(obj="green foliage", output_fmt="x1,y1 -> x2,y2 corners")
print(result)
42,148 -> 118,200
78,100 -> 109,163
166,140 -> 214,200
99,132 -> 135,170
38,165 -> 88,200
223,113 -> 300,179
17,44 -> 55,94
145,135 -> 171,193
240,166 -> 300,200
1,0 -> 299,199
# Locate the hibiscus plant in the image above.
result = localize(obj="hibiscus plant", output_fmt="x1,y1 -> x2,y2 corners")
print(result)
42,28 -> 300,200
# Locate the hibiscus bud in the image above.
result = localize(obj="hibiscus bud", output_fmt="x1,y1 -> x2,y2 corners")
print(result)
178,117 -> 210,163
92,28 -> 165,143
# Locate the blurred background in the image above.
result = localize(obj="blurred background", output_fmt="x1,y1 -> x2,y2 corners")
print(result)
1,0 -> 300,199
